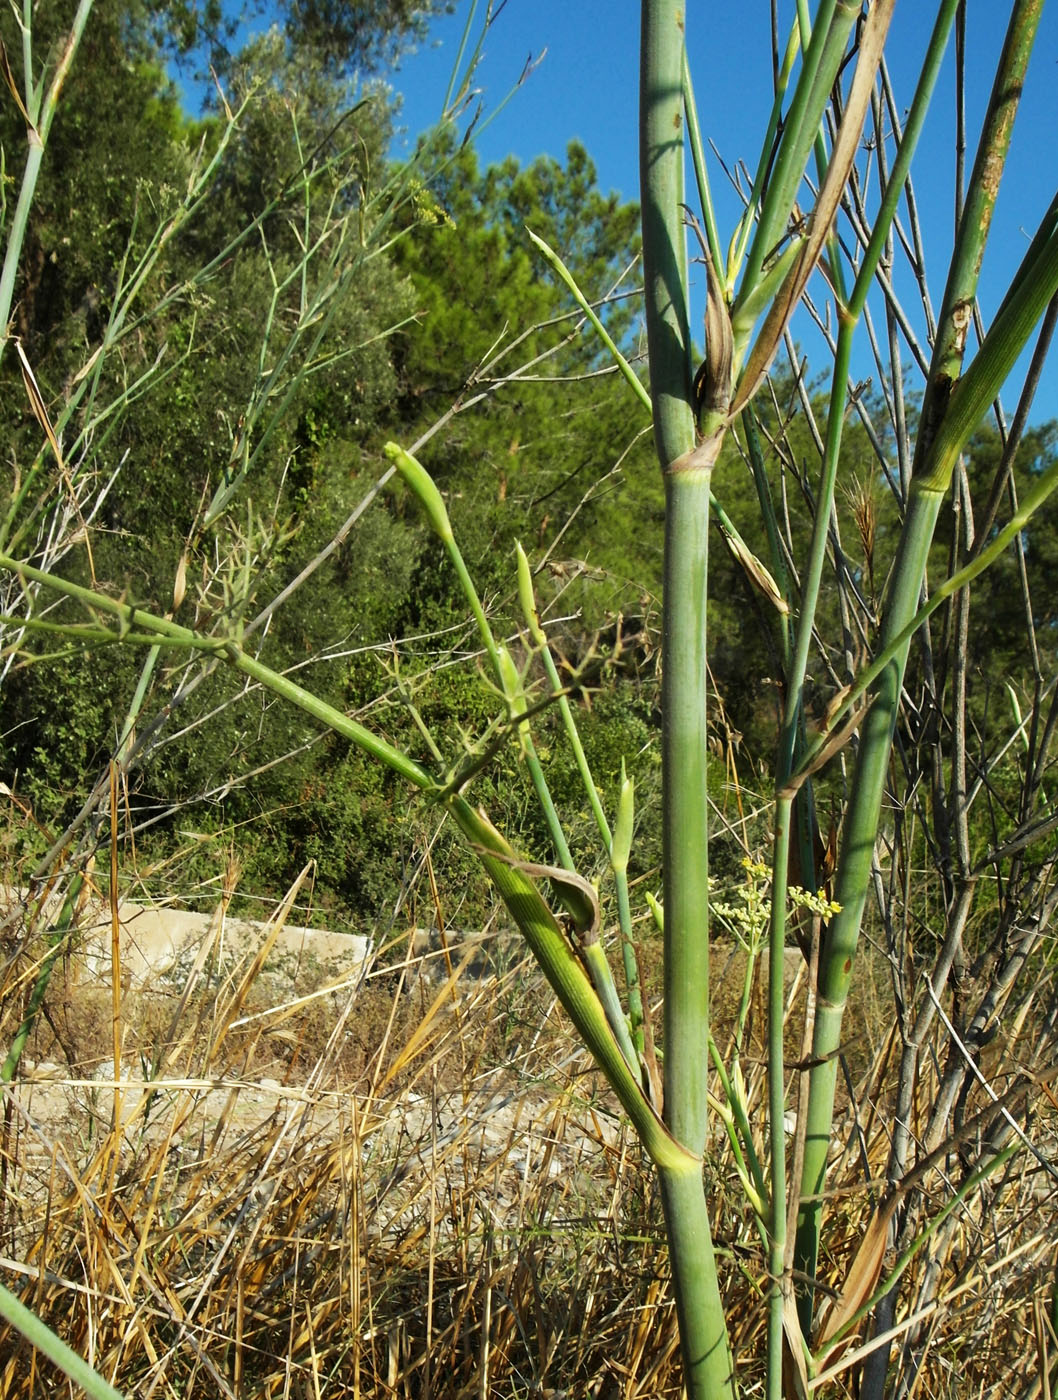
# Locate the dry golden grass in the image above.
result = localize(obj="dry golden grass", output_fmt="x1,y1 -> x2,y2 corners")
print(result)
0,871 -> 1054,1399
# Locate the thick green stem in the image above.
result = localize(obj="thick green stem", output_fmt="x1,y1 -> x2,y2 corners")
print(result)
641,4 -> 736,1396
766,795 -> 792,1399
659,1163 -> 737,1400
641,0 -> 707,1136
662,466 -> 712,1151
639,2 -> 692,467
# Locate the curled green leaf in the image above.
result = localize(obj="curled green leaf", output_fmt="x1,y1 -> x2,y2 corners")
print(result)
496,643 -> 524,711
645,890 -> 664,934
515,540 -> 546,645
611,759 -> 634,874
384,441 -> 453,543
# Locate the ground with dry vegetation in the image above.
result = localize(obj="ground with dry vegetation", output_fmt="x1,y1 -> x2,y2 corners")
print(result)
0,879 -> 1053,1399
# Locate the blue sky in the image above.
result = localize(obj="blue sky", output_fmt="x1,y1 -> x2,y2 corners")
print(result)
386,3 -> 1058,424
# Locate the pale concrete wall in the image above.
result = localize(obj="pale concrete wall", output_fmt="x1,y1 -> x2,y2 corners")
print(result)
2,886 -> 372,990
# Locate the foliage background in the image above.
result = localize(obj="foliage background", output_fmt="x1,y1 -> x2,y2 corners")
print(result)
4,0 -> 1057,929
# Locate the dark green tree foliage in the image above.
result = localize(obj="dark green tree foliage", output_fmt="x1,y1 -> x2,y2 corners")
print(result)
0,8 -> 666,920
391,140 -> 655,597
148,0 -> 448,80
0,0 -> 182,361
0,2 -> 418,895
275,0 -> 448,78
15,5 -> 1048,929
344,140 -> 666,912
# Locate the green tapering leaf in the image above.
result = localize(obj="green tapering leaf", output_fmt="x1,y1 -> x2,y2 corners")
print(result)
730,233 -> 805,347
496,643 -> 529,756
527,228 -> 652,413
384,441 -> 453,542
646,890 -> 664,934
496,643 -> 523,710
515,540 -> 546,645
611,760 -> 634,874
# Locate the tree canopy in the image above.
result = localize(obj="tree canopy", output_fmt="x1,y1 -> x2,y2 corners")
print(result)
1,0 -> 1055,925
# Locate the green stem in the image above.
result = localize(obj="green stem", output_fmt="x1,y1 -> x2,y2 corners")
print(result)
681,49 -> 725,279
448,797 -> 692,1171
0,549 -> 687,1169
639,2 -> 693,468
517,546 -> 646,1055
816,1141 -> 1020,1368
230,645 -> 435,791
794,487 -> 937,1315
658,1163 -> 738,1400
525,230 -> 783,634
708,1034 -> 768,1214
527,228 -> 652,410
389,444 -> 582,896
727,14 -> 801,288
0,548 -> 438,793
926,0 -> 1045,402
641,2 -> 736,1394
742,1 -> 859,293
540,645 -> 646,1048
0,141 -> 45,360
791,437 -> 1058,784
795,4 -> 1049,1323
116,646 -> 162,765
613,870 -> 644,1054
766,795 -> 792,1399
0,1282 -> 125,1400
662,465 -> 713,1151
